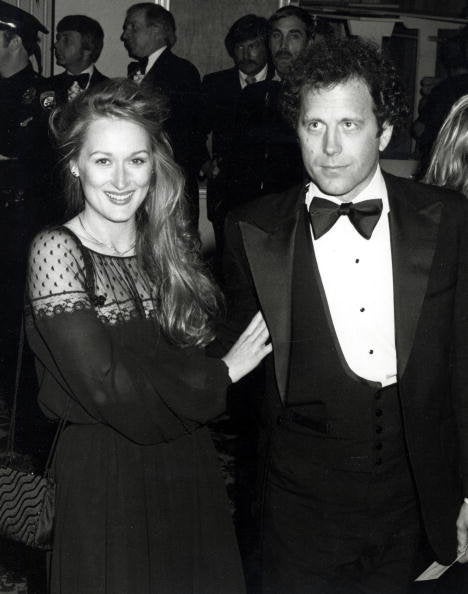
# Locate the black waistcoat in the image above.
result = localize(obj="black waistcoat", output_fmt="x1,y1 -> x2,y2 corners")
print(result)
275,208 -> 407,474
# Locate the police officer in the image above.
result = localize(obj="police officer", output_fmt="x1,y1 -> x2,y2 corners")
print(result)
0,1 -> 53,445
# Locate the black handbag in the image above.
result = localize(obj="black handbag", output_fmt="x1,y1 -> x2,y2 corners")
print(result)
0,320 -> 66,550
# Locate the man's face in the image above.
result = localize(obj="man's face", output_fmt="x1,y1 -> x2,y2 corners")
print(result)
54,30 -> 91,73
121,9 -> 163,59
297,78 -> 393,202
233,36 -> 268,76
269,15 -> 309,77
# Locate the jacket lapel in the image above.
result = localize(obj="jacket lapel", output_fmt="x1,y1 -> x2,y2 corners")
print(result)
238,190 -> 303,400
387,175 -> 443,379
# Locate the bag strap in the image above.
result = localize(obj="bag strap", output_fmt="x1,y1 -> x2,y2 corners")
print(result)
6,316 -> 26,455
6,317 -> 70,474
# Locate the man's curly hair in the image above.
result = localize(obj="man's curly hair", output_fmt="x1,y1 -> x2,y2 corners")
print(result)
281,36 -> 409,135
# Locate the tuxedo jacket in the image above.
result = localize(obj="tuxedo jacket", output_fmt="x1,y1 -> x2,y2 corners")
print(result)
48,67 -> 108,106
137,48 -> 204,173
221,172 -> 468,564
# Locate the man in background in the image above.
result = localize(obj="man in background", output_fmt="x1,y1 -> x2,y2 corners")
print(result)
201,14 -> 273,255
225,6 -> 321,208
122,2 -> 203,228
0,2 -> 52,423
49,15 -> 108,104
413,26 -> 468,177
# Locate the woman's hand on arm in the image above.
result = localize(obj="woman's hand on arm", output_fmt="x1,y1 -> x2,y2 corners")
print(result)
222,311 -> 272,383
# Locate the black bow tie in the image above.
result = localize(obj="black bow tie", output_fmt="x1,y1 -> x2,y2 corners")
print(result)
128,56 -> 148,77
308,197 -> 383,240
65,72 -> 90,90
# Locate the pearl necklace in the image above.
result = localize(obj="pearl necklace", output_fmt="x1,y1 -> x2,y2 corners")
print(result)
78,215 -> 136,256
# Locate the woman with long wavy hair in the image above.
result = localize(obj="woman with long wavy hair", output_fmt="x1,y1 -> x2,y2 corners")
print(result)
424,94 -> 468,197
25,79 -> 271,594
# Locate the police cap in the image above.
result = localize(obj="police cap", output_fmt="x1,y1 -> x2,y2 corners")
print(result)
0,0 -> 48,50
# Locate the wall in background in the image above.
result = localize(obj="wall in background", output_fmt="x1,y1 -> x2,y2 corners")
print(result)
170,0 -> 277,76
53,0 -> 279,78
54,0 -> 130,77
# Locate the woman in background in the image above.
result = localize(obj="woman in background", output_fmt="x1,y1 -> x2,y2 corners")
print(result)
25,79 -> 271,594
424,94 -> 468,196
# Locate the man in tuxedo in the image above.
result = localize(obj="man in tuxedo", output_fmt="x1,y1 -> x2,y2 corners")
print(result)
222,36 -> 468,594
201,14 -> 273,254
121,2 -> 203,228
49,15 -> 107,104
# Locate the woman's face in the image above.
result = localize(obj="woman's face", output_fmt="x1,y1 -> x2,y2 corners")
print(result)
71,116 -> 153,225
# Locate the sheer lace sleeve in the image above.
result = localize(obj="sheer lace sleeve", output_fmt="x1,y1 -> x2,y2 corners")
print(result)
26,228 -> 229,445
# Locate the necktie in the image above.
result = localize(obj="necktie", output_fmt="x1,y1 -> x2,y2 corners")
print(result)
245,75 -> 256,85
308,197 -> 383,240
65,72 -> 90,90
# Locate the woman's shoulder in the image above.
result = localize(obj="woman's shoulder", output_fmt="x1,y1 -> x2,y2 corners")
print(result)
30,225 -> 84,255
28,225 -> 89,287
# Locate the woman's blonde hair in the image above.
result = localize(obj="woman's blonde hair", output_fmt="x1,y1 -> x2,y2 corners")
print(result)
424,94 -> 468,197
50,78 -> 222,347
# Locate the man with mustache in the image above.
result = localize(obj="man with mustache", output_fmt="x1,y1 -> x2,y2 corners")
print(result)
269,5 -> 313,80
224,7 -> 321,208
200,14 -> 273,255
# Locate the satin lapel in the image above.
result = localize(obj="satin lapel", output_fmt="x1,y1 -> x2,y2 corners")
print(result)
239,212 -> 300,400
388,180 -> 442,379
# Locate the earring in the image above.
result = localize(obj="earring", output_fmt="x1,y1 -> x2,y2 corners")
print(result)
71,168 -> 79,178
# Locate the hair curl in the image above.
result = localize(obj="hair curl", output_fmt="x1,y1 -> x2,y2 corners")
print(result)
281,36 -> 409,135
49,78 -> 222,348
423,94 -> 468,197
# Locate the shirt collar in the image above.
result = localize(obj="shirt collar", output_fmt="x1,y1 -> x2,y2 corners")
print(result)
145,46 -> 167,73
305,165 -> 389,215
66,64 -> 94,78
238,64 -> 268,88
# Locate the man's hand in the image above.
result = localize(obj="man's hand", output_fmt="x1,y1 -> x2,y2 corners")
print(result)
456,501 -> 468,563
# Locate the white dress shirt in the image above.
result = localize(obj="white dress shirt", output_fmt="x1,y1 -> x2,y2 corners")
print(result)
144,45 -> 167,78
306,166 -> 397,387
239,64 -> 268,89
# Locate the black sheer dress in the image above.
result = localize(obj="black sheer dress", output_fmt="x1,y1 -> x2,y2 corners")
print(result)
25,227 -> 246,594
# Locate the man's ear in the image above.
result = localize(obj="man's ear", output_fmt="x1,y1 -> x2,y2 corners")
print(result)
379,121 -> 394,152
8,34 -> 22,51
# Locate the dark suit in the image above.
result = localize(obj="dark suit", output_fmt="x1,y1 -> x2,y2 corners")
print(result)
222,79 -> 305,209
221,173 -> 468,593
201,65 -> 274,250
135,48 -> 204,226
48,66 -> 108,105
